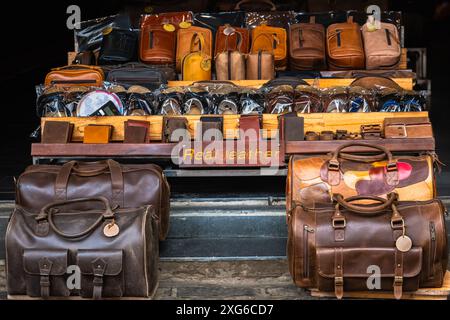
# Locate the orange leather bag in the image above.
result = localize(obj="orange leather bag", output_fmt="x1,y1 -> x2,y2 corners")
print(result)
246,33 -> 275,80
181,33 -> 212,81
251,24 -> 287,71
176,26 -> 212,72
45,65 -> 104,88
214,25 -> 250,56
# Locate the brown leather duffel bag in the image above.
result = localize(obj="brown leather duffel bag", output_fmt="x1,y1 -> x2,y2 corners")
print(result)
6,197 -> 159,299
326,16 -> 365,70
286,142 -> 436,213
15,159 -> 171,240
287,193 -> 448,299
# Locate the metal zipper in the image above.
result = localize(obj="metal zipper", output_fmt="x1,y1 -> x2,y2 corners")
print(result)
51,79 -> 97,84
298,29 -> 303,47
149,31 -> 154,49
303,225 -> 314,278
257,50 -> 262,80
336,30 -> 341,47
385,29 -> 392,46
429,221 -> 436,279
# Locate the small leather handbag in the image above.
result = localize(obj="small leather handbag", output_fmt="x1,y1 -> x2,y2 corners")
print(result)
251,24 -> 287,70
214,24 -> 250,56
176,26 -> 212,72
246,33 -> 275,80
289,16 -> 327,70
215,31 -> 246,81
181,33 -> 212,81
326,16 -> 365,70
45,65 -> 104,88
362,22 -> 401,70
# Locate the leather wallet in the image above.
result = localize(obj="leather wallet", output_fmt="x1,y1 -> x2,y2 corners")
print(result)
239,115 -> 261,140
163,117 -> 189,142
42,121 -> 74,143
384,117 -> 433,139
83,125 -> 112,144
361,124 -> 382,140
200,117 -> 224,141
279,113 -> 304,142
124,120 -> 150,143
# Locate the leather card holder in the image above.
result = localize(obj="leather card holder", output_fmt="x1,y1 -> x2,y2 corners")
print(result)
42,121 -> 74,144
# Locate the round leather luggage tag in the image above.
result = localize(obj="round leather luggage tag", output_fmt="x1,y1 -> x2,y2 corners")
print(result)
396,235 -> 412,252
201,59 -> 211,71
179,21 -> 192,29
223,26 -> 236,36
103,222 -> 120,238
163,24 -> 175,32
102,27 -> 113,36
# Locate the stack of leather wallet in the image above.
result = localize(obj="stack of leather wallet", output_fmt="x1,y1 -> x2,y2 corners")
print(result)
41,121 -> 74,143
124,120 -> 150,143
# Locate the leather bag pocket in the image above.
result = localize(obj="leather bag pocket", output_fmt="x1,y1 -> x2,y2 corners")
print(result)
316,247 -> 422,293
77,249 -> 124,299
23,249 -> 69,298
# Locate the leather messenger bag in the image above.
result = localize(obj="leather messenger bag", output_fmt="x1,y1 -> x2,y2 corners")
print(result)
6,197 -> 159,299
15,159 -> 171,240
287,193 -> 448,299
286,142 -> 436,213
326,16 -> 365,70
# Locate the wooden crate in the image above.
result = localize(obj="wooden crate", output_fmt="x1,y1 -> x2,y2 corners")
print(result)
41,112 -> 428,142
310,271 -> 450,300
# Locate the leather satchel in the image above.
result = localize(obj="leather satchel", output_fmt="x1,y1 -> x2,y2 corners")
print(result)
215,31 -> 246,81
41,121 -> 74,144
15,159 -> 171,240
83,125 -> 112,144
289,17 -> 327,70
176,26 -> 212,72
286,142 -> 436,212
246,33 -> 275,80
384,117 -> 433,139
251,24 -> 287,71
98,28 -> 138,65
6,197 -> 159,299
287,193 -> 448,299
214,25 -> 249,56
181,33 -> 212,81
45,65 -> 104,88
326,16 -> 365,70
139,12 -> 193,65
362,22 -> 401,70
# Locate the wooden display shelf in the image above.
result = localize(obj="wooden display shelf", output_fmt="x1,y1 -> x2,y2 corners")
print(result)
309,271 -> 450,300
41,112 -> 428,142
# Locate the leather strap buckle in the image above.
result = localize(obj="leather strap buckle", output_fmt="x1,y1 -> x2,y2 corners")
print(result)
335,276 -> 344,286
391,217 -> 405,229
386,162 -> 398,172
394,276 -> 403,285
332,217 -> 347,229
328,159 -> 340,171
394,124 -> 408,138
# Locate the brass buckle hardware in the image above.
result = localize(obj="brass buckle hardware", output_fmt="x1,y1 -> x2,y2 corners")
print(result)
394,276 -> 403,285
386,162 -> 398,172
391,217 -> 405,229
335,277 -> 344,286
328,160 -> 340,171
332,217 -> 347,229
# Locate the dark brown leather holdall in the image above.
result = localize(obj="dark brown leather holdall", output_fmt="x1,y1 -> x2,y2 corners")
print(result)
15,159 -> 170,240
6,197 -> 159,299
287,193 -> 448,299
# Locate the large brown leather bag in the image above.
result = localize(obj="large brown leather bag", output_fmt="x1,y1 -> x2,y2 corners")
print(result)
289,17 -> 327,70
287,193 -> 448,299
362,22 -> 401,70
176,26 -> 212,72
326,16 -> 365,70
6,197 -> 159,299
15,160 -> 171,240
139,12 -> 193,65
286,142 -> 436,213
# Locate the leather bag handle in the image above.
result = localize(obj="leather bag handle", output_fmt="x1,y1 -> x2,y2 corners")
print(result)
223,30 -> 243,54
190,32 -> 206,55
250,33 -> 276,54
327,142 -> 399,187
54,160 -> 124,207
36,197 -> 115,239
234,0 -> 276,11
333,193 -> 398,214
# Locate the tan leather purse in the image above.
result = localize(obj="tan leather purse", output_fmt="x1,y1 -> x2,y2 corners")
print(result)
182,33 -> 212,81
362,22 -> 401,70
326,16 -> 365,70
246,33 -> 275,80
45,65 -> 104,88
251,24 -> 287,71
176,26 -> 212,72
215,32 -> 246,81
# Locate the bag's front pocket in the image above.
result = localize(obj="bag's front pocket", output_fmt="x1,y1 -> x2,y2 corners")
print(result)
23,249 -> 69,298
77,250 -> 124,299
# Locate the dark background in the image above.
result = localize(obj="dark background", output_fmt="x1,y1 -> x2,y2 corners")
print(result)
0,0 -> 449,198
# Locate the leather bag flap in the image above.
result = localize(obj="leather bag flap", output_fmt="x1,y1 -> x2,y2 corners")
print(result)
77,250 -> 123,276
23,249 -> 68,276
317,247 -> 422,278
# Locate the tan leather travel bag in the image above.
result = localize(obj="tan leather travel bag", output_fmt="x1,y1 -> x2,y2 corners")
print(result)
45,65 -> 104,88
289,16 -> 327,70
6,197 -> 160,299
15,159 -> 171,240
287,193 -> 448,299
176,26 -> 212,72
362,22 -> 401,70
286,142 -> 436,213
326,16 -> 365,70
246,33 -> 275,80
215,31 -> 246,81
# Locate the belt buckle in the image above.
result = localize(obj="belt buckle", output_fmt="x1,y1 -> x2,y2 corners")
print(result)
335,277 -> 344,286
332,217 -> 347,228
328,159 -> 340,171
394,276 -> 403,285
